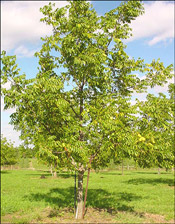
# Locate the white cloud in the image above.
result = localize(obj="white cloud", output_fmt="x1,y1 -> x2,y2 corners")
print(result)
153,76 -> 174,94
1,97 -> 16,114
14,45 -> 38,58
131,73 -> 174,103
1,81 -> 17,147
1,1 -> 68,54
1,122 -> 22,147
132,91 -> 148,102
128,1 -> 174,45
1,81 -> 11,90
1,95 -> 21,146
1,81 -> 16,113
1,97 -> 22,146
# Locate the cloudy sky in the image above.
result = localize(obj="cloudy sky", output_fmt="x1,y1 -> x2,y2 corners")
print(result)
1,1 -> 174,146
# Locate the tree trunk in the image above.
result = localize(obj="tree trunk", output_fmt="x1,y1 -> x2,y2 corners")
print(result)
122,160 -> 124,175
76,170 -> 84,219
158,167 -> 160,175
54,171 -> 57,177
74,171 -> 77,214
51,164 -> 53,176
82,168 -> 91,219
75,73 -> 84,219
127,164 -> 129,170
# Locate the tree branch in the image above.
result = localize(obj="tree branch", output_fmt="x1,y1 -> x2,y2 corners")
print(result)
63,97 -> 80,119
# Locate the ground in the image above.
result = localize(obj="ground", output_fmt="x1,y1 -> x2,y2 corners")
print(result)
2,207 -> 174,223
1,168 -> 174,223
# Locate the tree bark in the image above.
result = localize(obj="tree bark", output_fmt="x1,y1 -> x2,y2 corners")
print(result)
76,170 -> 84,219
127,164 -> 129,170
54,171 -> 57,177
74,171 -> 77,214
122,160 -> 124,175
51,164 -> 53,176
75,70 -> 85,219
82,168 -> 91,219
158,167 -> 160,175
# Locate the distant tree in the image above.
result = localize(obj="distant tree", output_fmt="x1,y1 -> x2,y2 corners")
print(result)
1,1 -> 173,219
35,145 -> 58,176
18,144 -> 36,158
1,135 -> 18,166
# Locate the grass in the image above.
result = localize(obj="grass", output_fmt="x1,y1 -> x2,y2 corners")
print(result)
1,169 -> 174,223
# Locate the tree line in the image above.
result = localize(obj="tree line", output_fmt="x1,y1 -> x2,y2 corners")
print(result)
1,135 -> 35,168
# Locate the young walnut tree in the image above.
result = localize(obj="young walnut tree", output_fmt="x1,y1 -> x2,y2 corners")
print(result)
1,1 -> 173,219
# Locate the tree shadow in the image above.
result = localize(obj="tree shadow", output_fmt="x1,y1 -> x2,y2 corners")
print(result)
58,173 -> 87,179
27,173 -> 52,177
0,170 -> 11,174
134,171 -> 172,175
86,189 -> 141,214
26,187 -> 75,209
125,177 -> 174,187
26,171 -> 78,179
27,187 -> 142,217
58,173 -> 76,179
100,172 -> 132,176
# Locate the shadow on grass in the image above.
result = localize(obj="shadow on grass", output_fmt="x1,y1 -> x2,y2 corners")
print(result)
99,172 -> 132,176
27,173 -> 52,177
125,177 -> 174,187
26,172 -> 86,179
133,171 -> 172,175
58,173 -> 77,179
58,172 -> 87,179
86,190 -> 141,214
27,187 -> 142,216
27,187 -> 75,209
0,170 -> 11,174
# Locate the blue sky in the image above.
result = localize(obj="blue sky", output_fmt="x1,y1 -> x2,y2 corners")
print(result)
1,1 -> 174,146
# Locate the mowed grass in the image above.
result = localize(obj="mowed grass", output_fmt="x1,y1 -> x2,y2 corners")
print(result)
1,169 -> 174,223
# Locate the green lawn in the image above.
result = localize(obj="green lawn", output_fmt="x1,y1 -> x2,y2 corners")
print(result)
1,169 -> 174,223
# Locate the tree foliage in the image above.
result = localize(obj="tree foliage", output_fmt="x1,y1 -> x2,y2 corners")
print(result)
18,144 -> 36,159
132,85 -> 174,169
1,135 -> 18,166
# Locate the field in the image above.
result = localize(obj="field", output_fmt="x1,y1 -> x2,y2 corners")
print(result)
1,168 -> 174,223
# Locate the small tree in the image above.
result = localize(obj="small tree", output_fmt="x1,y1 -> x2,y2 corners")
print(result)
1,135 -> 18,167
1,1 -> 173,219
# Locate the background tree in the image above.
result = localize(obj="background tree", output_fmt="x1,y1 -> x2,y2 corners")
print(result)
1,1 -> 173,219
18,144 -> 36,159
1,135 -> 18,167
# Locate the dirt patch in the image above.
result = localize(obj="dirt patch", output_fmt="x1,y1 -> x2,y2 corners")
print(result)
2,208 -> 174,224
36,207 -> 117,223
32,208 -> 174,224
1,214 -> 13,223
144,213 -> 174,223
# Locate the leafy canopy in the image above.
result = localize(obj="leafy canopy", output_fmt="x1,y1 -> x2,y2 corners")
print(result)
1,1 -> 174,171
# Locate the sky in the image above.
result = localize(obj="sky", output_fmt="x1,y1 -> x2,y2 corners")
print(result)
1,1 -> 174,146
